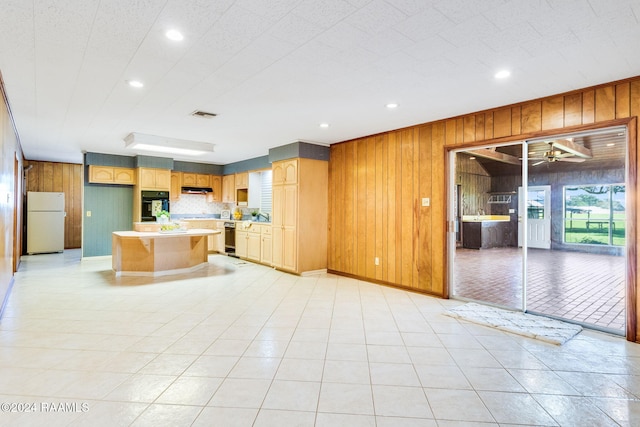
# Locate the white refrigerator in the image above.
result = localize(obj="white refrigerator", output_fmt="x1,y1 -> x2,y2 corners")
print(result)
27,192 -> 66,254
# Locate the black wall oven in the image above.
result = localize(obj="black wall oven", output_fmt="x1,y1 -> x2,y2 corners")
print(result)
141,191 -> 170,222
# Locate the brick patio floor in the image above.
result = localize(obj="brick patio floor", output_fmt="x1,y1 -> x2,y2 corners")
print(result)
453,247 -> 626,333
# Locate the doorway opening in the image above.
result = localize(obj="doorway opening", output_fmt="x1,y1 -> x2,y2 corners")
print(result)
448,126 -> 629,336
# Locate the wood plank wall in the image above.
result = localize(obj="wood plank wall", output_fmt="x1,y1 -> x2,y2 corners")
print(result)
24,160 -> 82,249
328,76 -> 640,341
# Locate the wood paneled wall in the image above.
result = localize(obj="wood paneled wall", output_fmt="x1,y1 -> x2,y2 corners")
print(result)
24,160 -> 82,249
328,76 -> 640,341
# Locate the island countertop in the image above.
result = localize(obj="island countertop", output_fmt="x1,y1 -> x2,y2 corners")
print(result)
112,229 -> 220,276
114,229 -> 220,238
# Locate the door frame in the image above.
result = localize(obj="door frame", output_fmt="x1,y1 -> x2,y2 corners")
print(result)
446,119 -> 637,342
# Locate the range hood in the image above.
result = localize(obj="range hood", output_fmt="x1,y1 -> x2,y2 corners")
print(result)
181,186 -> 213,194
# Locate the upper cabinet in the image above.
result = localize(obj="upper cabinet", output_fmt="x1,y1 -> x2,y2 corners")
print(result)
170,171 -> 181,201
88,165 -> 135,185
208,175 -> 222,202
183,173 -> 210,187
235,172 -> 248,188
139,167 -> 171,190
272,159 -> 298,185
222,174 -> 235,203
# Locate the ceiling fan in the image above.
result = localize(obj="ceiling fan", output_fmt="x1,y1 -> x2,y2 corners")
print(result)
528,140 -> 588,166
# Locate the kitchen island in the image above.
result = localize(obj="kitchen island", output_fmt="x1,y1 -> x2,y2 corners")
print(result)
112,229 -> 220,276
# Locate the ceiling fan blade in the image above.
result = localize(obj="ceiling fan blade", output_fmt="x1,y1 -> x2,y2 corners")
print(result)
532,161 -> 545,166
558,157 -> 585,163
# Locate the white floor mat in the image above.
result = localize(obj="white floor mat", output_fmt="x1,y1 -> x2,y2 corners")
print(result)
444,302 -> 582,345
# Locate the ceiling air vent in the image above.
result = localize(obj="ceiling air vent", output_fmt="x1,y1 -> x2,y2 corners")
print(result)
191,110 -> 217,118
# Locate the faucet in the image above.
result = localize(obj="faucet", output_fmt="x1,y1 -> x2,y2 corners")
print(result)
258,212 -> 270,222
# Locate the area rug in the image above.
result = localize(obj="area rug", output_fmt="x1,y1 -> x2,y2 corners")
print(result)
443,303 -> 582,345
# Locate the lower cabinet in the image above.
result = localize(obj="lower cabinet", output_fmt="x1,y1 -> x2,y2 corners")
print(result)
235,224 -> 272,264
247,229 -> 261,262
261,226 -> 272,265
235,229 -> 248,258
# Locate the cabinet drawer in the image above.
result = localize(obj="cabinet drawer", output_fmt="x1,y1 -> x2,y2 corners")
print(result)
261,225 -> 272,235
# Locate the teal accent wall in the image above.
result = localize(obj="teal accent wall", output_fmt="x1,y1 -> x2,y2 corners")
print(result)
174,161 -> 224,174
85,152 -> 135,167
83,184 -> 133,257
223,156 -> 270,174
135,155 -> 174,169
268,141 -> 329,162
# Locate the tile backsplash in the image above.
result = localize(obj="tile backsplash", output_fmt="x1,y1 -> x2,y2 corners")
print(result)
171,194 -> 225,215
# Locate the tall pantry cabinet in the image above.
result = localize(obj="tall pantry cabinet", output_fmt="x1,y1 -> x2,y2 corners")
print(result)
271,158 -> 328,274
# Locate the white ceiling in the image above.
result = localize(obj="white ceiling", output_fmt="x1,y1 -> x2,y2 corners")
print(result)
1,0 -> 639,165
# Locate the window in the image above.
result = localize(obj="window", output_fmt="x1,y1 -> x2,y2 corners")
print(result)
563,184 -> 625,246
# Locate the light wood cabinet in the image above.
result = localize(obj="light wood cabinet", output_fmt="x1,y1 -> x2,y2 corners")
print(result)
272,159 -> 298,185
235,172 -> 248,188
247,226 -> 261,262
271,158 -> 327,274
88,165 -> 135,185
170,171 -> 181,201
208,175 -> 222,202
222,175 -> 235,203
139,167 -> 171,190
183,173 -> 210,187
235,229 -> 248,258
261,225 -> 272,265
212,220 -> 225,253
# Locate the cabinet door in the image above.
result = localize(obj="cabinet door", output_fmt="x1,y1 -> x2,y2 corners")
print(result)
271,226 -> 283,268
170,172 -> 181,201
282,185 -> 297,228
182,173 -> 196,186
281,226 -> 297,271
235,172 -> 248,188
113,167 -> 135,184
89,166 -> 114,183
247,231 -> 261,261
155,169 -> 171,190
139,168 -> 156,188
222,175 -> 235,203
235,230 -> 248,258
273,159 -> 298,185
196,174 -> 210,187
209,176 -> 222,202
261,232 -> 272,265
272,185 -> 283,227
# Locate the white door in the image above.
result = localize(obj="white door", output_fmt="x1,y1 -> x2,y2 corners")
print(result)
519,185 -> 551,249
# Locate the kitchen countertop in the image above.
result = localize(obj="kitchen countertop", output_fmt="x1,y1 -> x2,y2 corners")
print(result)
114,229 -> 220,238
461,215 -> 510,223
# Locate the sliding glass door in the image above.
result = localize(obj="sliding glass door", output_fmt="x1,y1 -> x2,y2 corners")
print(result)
449,127 -> 628,335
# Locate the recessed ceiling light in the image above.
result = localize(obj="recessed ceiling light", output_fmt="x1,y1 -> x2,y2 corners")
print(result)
165,29 -> 184,41
127,80 -> 144,88
386,103 -> 399,109
319,123 -> 330,128
494,70 -> 511,79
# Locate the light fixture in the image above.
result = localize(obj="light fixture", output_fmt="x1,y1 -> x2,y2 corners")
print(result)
124,132 -> 214,156
127,80 -> 144,88
319,123 -> 330,128
165,29 -> 184,41
494,70 -> 511,79
386,103 -> 399,109
469,156 -> 476,160
606,143 -> 616,147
